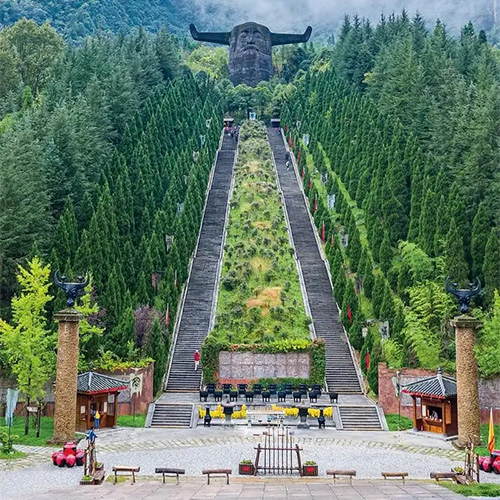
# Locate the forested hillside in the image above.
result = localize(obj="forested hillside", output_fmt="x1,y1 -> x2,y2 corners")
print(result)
0,20 -> 223,393
282,12 -> 500,390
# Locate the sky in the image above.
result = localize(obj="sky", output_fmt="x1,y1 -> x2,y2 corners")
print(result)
192,0 -> 497,35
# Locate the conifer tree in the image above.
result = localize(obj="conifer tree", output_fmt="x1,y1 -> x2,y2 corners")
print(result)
471,202 -> 490,281
445,218 -> 469,285
483,228 -> 500,308
379,230 -> 392,274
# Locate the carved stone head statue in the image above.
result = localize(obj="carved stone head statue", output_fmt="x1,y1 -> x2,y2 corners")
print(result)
190,22 -> 312,87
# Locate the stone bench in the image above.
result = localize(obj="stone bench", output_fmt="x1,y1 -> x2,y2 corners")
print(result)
430,472 -> 459,483
155,467 -> 185,484
327,469 -> 356,484
202,468 -> 232,485
382,471 -> 408,483
112,465 -> 140,484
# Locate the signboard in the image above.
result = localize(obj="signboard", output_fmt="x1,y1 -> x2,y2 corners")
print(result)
302,134 -> 310,146
193,151 -> 199,162
296,120 -> 301,130
130,373 -> 143,396
341,233 -> 348,247
327,194 -> 336,209
378,321 -> 390,340
5,389 -> 19,427
206,118 -> 212,128
199,134 -> 206,146
249,112 -> 257,120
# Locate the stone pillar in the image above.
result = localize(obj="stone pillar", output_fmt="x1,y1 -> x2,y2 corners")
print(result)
451,315 -> 482,447
52,308 -> 83,443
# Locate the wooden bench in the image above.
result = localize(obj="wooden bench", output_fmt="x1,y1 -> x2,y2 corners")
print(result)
202,468 -> 232,485
155,467 -> 185,484
112,465 -> 140,484
327,469 -> 356,484
382,471 -> 408,484
430,472 -> 459,483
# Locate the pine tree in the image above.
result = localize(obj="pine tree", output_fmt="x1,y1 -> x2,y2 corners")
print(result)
347,227 -> 362,272
445,218 -> 469,285
483,228 -> 500,308
372,274 -> 386,319
471,202 -> 490,281
379,230 -> 392,274
144,317 -> 167,394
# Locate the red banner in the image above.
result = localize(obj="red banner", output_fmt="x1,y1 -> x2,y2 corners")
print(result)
365,351 -> 370,371
347,304 -> 352,322
321,221 -> 325,242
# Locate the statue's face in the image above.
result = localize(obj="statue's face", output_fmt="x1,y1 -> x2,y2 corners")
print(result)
228,22 -> 273,86
230,22 -> 272,57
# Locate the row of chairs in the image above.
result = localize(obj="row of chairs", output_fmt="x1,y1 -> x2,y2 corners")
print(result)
199,383 -> 339,404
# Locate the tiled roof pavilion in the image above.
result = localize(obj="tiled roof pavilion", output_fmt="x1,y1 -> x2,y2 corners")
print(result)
402,368 -> 457,399
77,371 -> 128,395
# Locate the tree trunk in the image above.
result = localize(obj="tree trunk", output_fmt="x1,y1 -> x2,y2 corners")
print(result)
24,397 -> 30,436
36,401 -> 42,438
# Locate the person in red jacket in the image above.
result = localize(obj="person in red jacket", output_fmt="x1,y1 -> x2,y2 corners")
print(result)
194,350 -> 201,371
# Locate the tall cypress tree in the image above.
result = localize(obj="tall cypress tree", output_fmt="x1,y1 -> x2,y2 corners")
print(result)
483,228 -> 500,308
471,202 -> 490,281
445,217 -> 469,285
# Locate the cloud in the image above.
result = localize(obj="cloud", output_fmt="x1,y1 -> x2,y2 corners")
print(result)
192,0 -> 496,34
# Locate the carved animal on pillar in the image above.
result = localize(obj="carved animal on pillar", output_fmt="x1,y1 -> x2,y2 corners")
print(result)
190,22 -> 312,87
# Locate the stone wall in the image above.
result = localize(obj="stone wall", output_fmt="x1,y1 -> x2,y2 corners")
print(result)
219,351 -> 310,383
378,363 -> 500,424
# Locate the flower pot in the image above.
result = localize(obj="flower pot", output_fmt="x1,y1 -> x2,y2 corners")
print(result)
302,464 -> 318,476
80,478 -> 94,485
239,463 -> 255,475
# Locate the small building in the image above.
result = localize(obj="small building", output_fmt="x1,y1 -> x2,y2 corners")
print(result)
76,371 -> 128,431
402,368 -> 458,437
270,118 -> 281,128
223,117 -> 235,128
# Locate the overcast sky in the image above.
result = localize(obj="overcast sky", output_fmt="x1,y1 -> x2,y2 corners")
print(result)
193,0 -> 497,35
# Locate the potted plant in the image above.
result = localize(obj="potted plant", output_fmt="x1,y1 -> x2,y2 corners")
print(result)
303,460 -> 318,476
95,462 -> 104,471
80,475 -> 94,485
239,459 -> 255,475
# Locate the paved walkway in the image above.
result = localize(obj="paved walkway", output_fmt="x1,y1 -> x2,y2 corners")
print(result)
13,478 -> 468,500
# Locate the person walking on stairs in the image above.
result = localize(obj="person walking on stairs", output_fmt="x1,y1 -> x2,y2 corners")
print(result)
194,349 -> 201,371
285,151 -> 291,171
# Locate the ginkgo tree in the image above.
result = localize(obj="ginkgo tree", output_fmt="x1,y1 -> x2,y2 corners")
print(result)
0,257 -> 55,436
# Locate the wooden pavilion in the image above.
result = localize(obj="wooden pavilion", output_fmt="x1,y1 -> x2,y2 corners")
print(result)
76,371 -> 128,431
402,368 -> 458,437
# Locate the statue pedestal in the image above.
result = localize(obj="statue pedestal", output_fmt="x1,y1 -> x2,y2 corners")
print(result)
52,308 -> 83,444
451,315 -> 482,447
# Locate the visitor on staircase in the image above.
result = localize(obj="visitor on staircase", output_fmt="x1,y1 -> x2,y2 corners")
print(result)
194,350 -> 201,371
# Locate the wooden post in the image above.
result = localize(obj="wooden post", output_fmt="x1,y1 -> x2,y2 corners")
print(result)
412,397 -> 417,430
52,308 -> 83,443
451,315 -> 482,447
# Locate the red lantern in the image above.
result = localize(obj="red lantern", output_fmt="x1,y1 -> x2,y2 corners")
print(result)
63,442 -> 77,456
56,453 -> 66,467
52,451 -> 59,465
65,454 -> 76,468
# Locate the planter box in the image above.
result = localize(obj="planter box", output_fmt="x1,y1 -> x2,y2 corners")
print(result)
302,464 -> 318,476
80,478 -> 94,486
239,463 -> 255,475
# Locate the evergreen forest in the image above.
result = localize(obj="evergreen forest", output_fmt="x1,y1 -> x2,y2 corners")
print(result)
0,9 -> 499,406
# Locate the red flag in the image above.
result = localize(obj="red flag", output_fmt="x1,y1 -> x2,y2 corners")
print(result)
314,195 -> 318,212
286,123 -> 289,132
297,150 -> 301,164
165,304 -> 170,328
309,179 -> 313,190
174,270 -> 178,289
321,221 -> 325,242
301,168 -> 305,179
347,304 -> 352,322
365,351 -> 370,371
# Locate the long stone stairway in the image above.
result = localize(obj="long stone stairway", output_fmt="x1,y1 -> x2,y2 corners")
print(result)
267,127 -> 384,430
148,133 -> 236,427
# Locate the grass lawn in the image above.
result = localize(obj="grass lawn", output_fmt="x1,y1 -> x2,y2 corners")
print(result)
116,414 -> 146,427
0,415 -> 54,446
476,424 -> 500,456
0,449 -> 26,460
385,413 -> 413,431
443,483 -> 500,497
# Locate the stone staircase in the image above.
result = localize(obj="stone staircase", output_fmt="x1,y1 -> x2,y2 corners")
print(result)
338,406 -> 383,431
165,133 -> 237,392
267,128 -> 362,395
150,403 -> 193,428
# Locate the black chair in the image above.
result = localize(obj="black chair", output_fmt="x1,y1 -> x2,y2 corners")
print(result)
299,384 -> 308,396
237,383 -> 247,396
309,390 -> 318,403
262,391 -> 271,402
206,383 -> 216,395
269,384 -> 277,396
312,384 -> 322,395
229,390 -> 238,402
222,384 -> 232,395
204,407 -> 212,427
277,391 -> 286,402
293,391 -> 302,403
329,392 -> 338,404
214,390 -> 223,402
284,384 -> 293,395
253,384 -> 262,396
245,390 -> 254,402
199,390 -> 208,402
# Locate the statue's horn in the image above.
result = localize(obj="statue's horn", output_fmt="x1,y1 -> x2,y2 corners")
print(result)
189,24 -> 230,45
54,270 -> 62,287
270,26 -> 312,46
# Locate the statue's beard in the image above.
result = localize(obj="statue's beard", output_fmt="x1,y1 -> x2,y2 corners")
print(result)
228,49 -> 272,87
